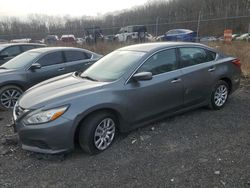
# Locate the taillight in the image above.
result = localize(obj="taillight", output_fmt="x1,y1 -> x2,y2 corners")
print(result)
232,59 -> 241,68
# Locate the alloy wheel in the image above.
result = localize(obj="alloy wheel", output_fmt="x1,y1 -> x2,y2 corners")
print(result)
0,88 -> 22,109
214,85 -> 228,107
94,118 -> 116,150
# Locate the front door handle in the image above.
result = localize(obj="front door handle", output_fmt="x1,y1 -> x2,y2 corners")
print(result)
171,78 -> 182,83
58,67 -> 65,71
208,67 -> 216,72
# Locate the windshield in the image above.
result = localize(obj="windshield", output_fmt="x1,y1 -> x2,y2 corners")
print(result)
81,50 -> 145,82
1,51 -> 41,69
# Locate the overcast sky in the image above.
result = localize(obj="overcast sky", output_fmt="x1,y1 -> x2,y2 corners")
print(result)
0,0 -> 149,17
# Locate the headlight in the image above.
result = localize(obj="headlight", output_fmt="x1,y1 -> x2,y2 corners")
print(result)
24,106 -> 68,125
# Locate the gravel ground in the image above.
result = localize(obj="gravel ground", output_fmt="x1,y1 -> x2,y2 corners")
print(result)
0,80 -> 250,188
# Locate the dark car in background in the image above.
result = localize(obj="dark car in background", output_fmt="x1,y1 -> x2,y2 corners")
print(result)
0,43 -> 46,65
158,29 -> 197,42
0,47 -> 102,110
13,42 -> 241,155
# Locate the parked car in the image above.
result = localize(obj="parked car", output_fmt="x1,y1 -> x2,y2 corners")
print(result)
200,36 -> 217,42
84,27 -> 104,45
60,35 -> 76,44
76,38 -> 85,45
10,38 -> 32,43
0,47 -> 102,110
13,42 -> 241,155
44,35 -> 59,45
0,39 -> 8,44
158,29 -> 197,42
232,34 -> 241,41
0,43 -> 46,66
115,25 -> 147,42
236,33 -> 250,41
104,35 -> 116,42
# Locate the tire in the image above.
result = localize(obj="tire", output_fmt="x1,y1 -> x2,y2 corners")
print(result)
0,85 -> 23,111
78,111 -> 117,154
209,80 -> 229,110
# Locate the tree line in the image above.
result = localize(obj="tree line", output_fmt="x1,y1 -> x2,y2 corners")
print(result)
0,0 -> 250,40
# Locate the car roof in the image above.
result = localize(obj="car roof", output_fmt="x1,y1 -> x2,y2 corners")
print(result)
0,43 -> 46,47
118,42 -> 210,53
28,47 -> 88,53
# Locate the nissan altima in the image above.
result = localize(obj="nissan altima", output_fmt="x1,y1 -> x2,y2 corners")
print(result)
13,42 -> 241,155
0,47 -> 102,110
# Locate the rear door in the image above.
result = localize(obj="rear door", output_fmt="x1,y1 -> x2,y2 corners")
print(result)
63,50 -> 95,73
178,47 -> 217,106
125,48 -> 184,124
26,51 -> 66,87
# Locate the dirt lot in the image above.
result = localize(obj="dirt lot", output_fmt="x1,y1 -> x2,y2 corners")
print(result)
0,80 -> 250,188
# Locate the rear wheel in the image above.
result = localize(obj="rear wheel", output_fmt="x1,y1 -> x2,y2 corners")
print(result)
78,111 -> 117,154
209,80 -> 229,110
0,85 -> 23,111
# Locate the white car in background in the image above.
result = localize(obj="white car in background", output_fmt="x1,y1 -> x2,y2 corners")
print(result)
115,25 -> 147,42
200,36 -> 217,42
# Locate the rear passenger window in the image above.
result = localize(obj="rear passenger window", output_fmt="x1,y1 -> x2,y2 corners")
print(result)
137,49 -> 178,75
206,50 -> 216,61
37,52 -> 64,66
64,51 -> 90,62
179,48 -> 213,67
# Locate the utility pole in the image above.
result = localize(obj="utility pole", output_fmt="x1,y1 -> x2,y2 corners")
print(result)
196,11 -> 201,42
155,16 -> 159,37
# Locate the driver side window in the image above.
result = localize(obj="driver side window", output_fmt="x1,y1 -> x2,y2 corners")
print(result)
36,51 -> 64,67
137,49 -> 178,76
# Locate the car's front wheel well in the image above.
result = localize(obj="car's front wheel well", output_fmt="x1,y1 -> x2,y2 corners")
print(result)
0,83 -> 24,92
219,77 -> 232,93
74,108 -> 122,146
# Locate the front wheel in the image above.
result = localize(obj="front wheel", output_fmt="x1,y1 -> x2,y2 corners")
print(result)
0,85 -> 23,111
78,111 -> 117,154
209,80 -> 229,110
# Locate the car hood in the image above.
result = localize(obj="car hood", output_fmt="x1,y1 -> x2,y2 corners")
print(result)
18,73 -> 108,109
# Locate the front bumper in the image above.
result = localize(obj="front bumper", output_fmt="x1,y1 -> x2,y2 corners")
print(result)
14,116 -> 75,154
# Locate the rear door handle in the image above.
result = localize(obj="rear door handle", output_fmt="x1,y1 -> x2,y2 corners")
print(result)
171,78 -> 182,83
58,67 -> 65,71
208,67 -> 216,72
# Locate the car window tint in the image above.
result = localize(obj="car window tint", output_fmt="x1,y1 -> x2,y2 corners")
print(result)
22,45 -> 36,51
179,48 -> 211,67
206,50 -> 216,61
64,50 -> 89,62
0,46 -> 21,56
137,49 -> 178,75
36,51 -> 64,66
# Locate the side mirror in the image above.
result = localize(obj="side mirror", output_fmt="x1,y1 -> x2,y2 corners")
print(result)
30,63 -> 41,70
132,72 -> 152,81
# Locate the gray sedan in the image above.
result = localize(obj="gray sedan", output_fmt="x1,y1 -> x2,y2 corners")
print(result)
13,42 -> 241,154
0,47 -> 102,110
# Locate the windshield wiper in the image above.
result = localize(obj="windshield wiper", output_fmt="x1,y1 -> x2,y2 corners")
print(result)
81,75 -> 98,81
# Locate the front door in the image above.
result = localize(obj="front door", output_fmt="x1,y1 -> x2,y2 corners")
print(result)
26,51 -> 66,88
125,48 -> 184,124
